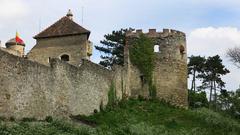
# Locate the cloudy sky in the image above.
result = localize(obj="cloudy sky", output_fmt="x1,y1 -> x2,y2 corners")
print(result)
0,0 -> 240,91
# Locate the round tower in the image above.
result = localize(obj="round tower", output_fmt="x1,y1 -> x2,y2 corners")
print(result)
5,38 -> 25,57
125,29 -> 188,108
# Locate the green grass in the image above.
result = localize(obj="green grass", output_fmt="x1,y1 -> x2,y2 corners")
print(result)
1,99 -> 240,135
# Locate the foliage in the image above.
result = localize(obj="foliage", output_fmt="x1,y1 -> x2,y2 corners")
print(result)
227,46 -> 240,68
21,117 -> 37,122
1,99 -> 240,134
199,55 -> 230,107
45,116 -> 53,123
129,34 -> 156,98
95,28 -> 133,69
188,55 -> 206,92
73,99 -> 240,135
217,89 -> 240,119
188,55 -> 230,109
188,90 -> 209,108
107,82 -> 117,107
0,119 -> 94,135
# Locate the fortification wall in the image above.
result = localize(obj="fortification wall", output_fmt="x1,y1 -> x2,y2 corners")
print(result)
125,29 -> 188,107
0,47 -> 22,57
0,49 -> 115,120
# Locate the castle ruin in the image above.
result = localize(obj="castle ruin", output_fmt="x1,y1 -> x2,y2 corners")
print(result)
0,10 -> 188,120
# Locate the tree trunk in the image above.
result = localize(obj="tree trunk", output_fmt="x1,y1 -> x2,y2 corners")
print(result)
191,70 -> 196,92
209,81 -> 213,107
214,80 -> 217,110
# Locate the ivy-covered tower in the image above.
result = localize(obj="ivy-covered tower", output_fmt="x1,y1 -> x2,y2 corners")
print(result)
124,29 -> 188,108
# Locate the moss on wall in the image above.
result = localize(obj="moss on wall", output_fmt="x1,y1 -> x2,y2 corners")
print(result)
129,34 -> 156,98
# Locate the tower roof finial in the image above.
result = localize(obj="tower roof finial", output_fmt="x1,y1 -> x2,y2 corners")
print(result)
66,9 -> 73,20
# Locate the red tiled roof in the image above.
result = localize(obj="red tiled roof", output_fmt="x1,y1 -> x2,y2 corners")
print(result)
34,16 -> 90,39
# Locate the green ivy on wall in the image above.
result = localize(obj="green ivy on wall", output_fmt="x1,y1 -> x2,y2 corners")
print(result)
129,34 -> 156,98
107,81 -> 117,107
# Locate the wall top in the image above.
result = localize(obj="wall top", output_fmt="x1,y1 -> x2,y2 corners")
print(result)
126,29 -> 185,38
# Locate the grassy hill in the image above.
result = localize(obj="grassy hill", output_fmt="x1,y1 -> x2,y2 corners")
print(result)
0,99 -> 240,135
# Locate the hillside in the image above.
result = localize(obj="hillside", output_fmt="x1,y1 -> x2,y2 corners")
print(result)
0,99 -> 240,135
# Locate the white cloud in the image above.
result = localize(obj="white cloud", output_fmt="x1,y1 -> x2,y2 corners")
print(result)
188,27 -> 240,56
0,0 -> 28,19
188,27 -> 240,90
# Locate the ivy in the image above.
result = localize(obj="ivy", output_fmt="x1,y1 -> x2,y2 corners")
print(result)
107,81 -> 117,107
129,34 -> 156,98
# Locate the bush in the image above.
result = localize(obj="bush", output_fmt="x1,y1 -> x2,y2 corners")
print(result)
9,116 -> 15,122
21,117 -> 37,122
0,117 -> 6,121
189,90 -> 208,108
45,116 -> 53,123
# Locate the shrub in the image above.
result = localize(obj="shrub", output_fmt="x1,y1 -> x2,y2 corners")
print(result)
9,116 -> 15,122
45,116 -> 53,123
21,117 -> 37,122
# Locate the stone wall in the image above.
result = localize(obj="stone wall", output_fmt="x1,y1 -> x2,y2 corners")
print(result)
27,35 -> 89,66
0,47 -> 22,57
125,29 -> 188,107
0,49 -> 115,120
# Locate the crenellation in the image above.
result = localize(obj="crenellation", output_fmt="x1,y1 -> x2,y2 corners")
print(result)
126,28 -> 185,39
125,27 -> 188,108
163,28 -> 170,33
149,29 -> 156,34
136,29 -> 143,34
0,10 -> 188,120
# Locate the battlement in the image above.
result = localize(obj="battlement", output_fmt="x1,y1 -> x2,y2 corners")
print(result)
126,28 -> 185,38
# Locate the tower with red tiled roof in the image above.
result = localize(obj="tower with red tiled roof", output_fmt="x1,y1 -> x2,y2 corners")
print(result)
27,10 -> 92,66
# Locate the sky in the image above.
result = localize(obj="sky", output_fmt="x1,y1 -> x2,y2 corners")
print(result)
0,0 -> 240,91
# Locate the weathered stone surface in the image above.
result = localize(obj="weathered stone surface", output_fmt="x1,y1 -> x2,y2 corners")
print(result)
0,28 -> 188,120
125,29 -> 188,107
27,34 -> 91,66
0,50 -> 112,119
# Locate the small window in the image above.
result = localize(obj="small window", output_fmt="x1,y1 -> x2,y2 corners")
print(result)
179,45 -> 185,54
47,57 -> 51,63
60,54 -> 69,62
140,75 -> 146,87
154,45 -> 160,52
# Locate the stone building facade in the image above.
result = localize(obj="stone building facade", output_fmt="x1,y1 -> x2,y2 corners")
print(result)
0,10 -> 188,120
27,10 -> 93,66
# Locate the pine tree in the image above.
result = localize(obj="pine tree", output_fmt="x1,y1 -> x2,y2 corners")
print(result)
199,55 -> 230,108
188,55 -> 206,92
95,28 -> 133,69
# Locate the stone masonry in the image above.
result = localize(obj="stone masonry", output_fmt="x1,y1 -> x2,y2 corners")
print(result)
0,11 -> 188,120
125,29 -> 188,107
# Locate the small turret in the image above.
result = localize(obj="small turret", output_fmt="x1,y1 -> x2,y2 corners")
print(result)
66,9 -> 73,20
5,36 -> 25,57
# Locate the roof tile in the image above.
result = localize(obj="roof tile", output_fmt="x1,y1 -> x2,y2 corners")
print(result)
34,16 -> 90,39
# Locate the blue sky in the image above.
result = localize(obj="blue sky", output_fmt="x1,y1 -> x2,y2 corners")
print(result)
0,0 -> 240,91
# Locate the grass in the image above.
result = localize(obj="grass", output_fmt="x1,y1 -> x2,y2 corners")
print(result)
0,99 -> 240,135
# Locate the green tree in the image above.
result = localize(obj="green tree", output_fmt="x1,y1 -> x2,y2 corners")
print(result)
199,55 -> 230,108
217,88 -> 240,118
95,28 -> 133,69
188,55 -> 206,92
188,90 -> 209,108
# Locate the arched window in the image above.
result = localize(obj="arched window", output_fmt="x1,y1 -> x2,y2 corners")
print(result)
154,45 -> 160,52
60,54 -> 69,62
